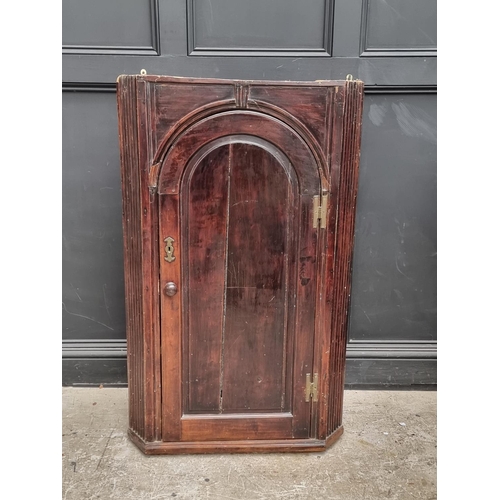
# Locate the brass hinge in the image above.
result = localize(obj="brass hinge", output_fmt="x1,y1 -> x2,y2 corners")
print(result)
305,373 -> 319,402
313,194 -> 328,229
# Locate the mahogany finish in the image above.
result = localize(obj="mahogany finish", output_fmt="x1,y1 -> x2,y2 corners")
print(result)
117,75 -> 364,454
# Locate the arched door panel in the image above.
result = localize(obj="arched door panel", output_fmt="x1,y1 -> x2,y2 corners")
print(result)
159,114 -> 322,442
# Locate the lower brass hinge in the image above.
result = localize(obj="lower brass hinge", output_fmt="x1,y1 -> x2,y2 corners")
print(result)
305,373 -> 319,402
313,194 -> 328,229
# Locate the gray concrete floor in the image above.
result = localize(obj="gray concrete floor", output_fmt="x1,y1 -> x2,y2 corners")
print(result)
62,388 -> 436,500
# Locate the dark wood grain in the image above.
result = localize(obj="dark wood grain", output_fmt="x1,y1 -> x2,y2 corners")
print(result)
117,75 -> 363,454
291,194 -> 317,439
315,85 -> 346,440
136,77 -> 162,442
159,192 -> 182,441
181,413 -> 293,441
117,76 -> 146,439
154,83 -> 234,147
328,79 -> 364,436
249,85 -> 329,159
221,142 -> 293,412
184,146 -> 230,413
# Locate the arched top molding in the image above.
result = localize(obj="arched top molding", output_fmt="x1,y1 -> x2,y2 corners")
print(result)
156,107 -> 327,195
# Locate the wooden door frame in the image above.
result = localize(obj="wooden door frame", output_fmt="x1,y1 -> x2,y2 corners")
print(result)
157,110 -> 326,443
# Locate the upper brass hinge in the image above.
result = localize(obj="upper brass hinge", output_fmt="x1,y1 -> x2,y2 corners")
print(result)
305,373 -> 319,402
313,194 -> 328,229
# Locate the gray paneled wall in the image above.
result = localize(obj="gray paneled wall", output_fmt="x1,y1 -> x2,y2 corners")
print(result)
62,91 -> 125,340
362,0 -> 437,53
62,0 -> 159,54
188,0 -> 333,55
349,92 -> 437,343
62,0 -> 437,386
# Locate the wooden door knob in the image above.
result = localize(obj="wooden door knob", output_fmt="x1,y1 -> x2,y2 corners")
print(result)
164,282 -> 178,297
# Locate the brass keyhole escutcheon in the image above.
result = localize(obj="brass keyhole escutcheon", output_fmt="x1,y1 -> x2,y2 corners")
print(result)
164,237 -> 175,263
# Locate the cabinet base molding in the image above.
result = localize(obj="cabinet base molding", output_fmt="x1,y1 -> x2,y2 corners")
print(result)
128,426 -> 344,455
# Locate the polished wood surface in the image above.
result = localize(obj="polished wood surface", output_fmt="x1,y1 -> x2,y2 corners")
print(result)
184,145 -> 230,413
117,75 -> 364,453
221,143 -> 294,413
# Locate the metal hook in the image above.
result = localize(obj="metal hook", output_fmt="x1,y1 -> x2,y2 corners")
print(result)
140,69 -> 147,75
346,74 -> 353,81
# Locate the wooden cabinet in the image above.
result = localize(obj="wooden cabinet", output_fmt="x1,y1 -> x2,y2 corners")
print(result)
117,75 -> 363,454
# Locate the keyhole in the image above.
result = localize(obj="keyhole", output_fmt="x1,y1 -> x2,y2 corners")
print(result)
164,236 -> 175,263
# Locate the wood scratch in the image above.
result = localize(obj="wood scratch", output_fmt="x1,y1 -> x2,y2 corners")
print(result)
231,261 -> 237,282
231,199 -> 257,207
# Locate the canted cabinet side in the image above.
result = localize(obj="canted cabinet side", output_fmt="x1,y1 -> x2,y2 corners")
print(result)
311,80 -> 364,442
117,76 -> 161,443
328,80 -> 364,437
117,76 -> 145,439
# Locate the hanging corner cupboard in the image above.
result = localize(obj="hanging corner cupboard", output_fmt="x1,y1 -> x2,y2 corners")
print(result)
117,75 -> 364,454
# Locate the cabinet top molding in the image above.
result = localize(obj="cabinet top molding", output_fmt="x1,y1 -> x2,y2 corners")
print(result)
118,74 -> 363,87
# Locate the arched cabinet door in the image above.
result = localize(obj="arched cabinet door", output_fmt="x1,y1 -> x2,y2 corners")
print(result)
158,111 -> 323,442
117,75 -> 364,454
